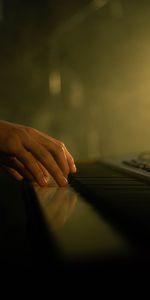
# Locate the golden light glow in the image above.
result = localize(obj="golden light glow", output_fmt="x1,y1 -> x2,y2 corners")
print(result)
49,70 -> 61,95
92,0 -> 109,10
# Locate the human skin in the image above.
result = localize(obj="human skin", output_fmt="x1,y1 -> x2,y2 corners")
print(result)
0,120 -> 76,187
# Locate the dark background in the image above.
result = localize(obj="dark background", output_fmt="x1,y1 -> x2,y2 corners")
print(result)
0,0 -> 150,160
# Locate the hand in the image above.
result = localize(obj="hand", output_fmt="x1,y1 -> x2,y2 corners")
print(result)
0,120 -> 77,187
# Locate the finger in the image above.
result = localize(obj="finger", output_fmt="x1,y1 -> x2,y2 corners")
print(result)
46,142 -> 70,178
48,138 -> 77,174
24,141 -> 68,187
63,146 -> 77,173
2,156 -> 35,182
30,130 -> 75,175
15,147 -> 48,187
1,165 -> 23,181
38,162 -> 49,178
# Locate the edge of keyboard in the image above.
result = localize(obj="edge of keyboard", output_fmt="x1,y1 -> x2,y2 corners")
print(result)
100,153 -> 150,183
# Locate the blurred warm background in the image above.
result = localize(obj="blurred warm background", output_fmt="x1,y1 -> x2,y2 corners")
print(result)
0,0 -> 150,160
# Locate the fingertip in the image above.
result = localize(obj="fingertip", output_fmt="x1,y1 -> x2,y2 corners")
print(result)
61,177 -> 68,187
71,164 -> 77,173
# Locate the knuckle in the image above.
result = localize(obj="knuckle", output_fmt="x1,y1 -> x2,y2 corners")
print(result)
58,141 -> 65,148
25,126 -> 34,135
18,127 -> 29,139
56,142 -> 65,153
9,128 -> 26,141
6,132 -> 21,152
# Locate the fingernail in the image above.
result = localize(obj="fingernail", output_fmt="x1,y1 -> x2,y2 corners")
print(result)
72,164 -> 77,173
60,177 -> 68,187
44,176 -> 48,184
40,176 -> 48,186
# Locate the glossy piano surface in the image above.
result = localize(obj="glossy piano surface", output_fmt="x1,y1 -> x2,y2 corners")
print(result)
33,175 -> 148,268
